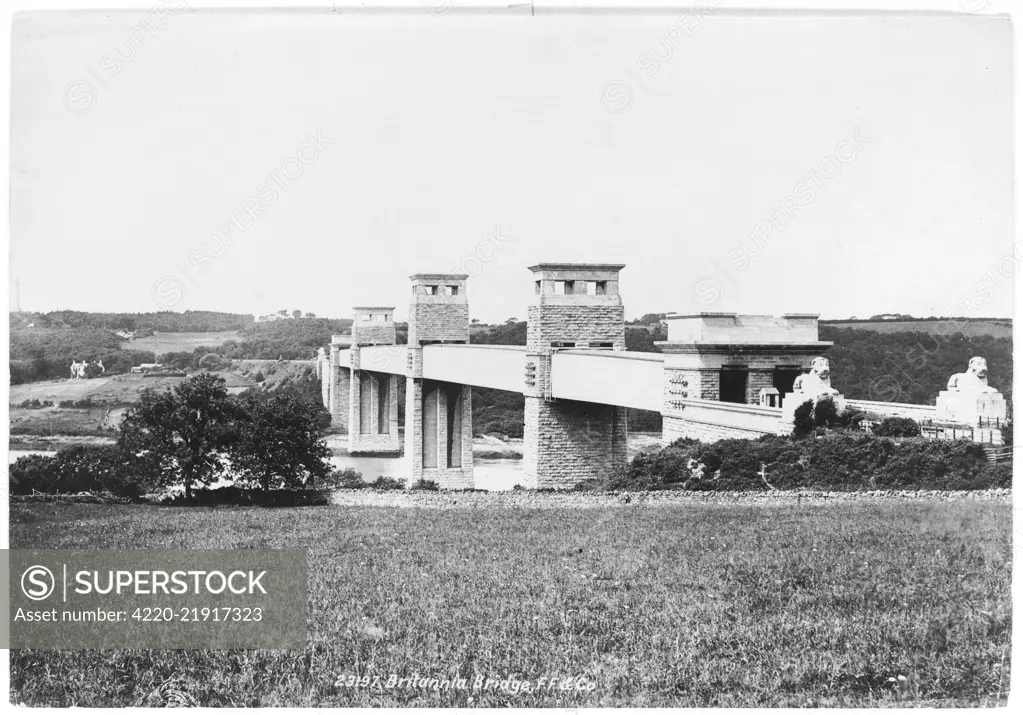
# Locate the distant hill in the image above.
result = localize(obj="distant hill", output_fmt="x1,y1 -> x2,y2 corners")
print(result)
821,318 -> 1012,339
820,326 -> 1012,405
10,310 -> 254,333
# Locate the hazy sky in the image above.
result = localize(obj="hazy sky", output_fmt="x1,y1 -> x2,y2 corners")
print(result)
9,7 -> 1014,322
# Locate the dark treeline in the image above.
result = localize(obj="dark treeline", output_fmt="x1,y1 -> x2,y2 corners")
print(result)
9,327 -> 156,384
11,310 -> 254,333
824,315 -> 1012,325
10,318 -> 359,383
820,326 -> 1013,405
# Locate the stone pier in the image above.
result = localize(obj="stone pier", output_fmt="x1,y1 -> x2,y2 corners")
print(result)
327,335 -> 351,431
348,307 -> 400,454
522,264 -> 629,488
403,274 -> 474,488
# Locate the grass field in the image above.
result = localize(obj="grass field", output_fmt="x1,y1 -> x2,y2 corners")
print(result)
123,330 -> 242,354
9,499 -> 1011,707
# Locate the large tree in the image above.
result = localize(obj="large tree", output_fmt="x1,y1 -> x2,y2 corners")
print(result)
230,393 -> 332,491
118,373 -> 241,499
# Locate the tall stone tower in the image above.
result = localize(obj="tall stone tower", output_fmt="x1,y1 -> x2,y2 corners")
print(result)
404,274 -> 474,488
348,307 -> 400,454
327,334 -> 352,430
523,263 -> 628,488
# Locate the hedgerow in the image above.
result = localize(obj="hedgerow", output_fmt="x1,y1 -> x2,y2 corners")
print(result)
612,432 -> 1008,492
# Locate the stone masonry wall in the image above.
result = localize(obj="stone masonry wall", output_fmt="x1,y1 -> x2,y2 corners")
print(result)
662,414 -> 771,443
611,405 -> 629,473
409,304 -> 470,345
330,366 -> 351,431
526,304 -> 626,351
320,358 -> 330,408
523,397 -> 625,489
747,369 -> 774,405
404,377 -> 423,483
352,323 -> 396,346
663,368 -> 721,411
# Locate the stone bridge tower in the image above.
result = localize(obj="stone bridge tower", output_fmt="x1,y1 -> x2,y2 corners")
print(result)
348,307 -> 400,454
523,263 -> 629,488
404,274 -> 474,488
327,334 -> 351,430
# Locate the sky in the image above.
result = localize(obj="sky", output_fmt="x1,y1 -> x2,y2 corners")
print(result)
8,6 -> 1014,323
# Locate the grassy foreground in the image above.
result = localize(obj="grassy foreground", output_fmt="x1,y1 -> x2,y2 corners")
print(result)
9,499 -> 1011,707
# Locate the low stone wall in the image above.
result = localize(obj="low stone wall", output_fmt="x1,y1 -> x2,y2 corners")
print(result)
844,399 -> 937,422
662,399 -> 785,444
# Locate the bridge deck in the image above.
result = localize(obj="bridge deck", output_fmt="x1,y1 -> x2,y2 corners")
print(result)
550,349 -> 664,412
342,345 -> 665,411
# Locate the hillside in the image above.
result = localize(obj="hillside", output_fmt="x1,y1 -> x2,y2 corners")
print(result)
10,310 -> 253,333
8,360 -> 325,439
819,326 -> 1013,405
821,318 -> 1012,339
10,316 -> 357,385
123,330 -> 242,355
8,369 -> 255,438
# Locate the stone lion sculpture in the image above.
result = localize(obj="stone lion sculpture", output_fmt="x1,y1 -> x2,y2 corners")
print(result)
791,357 -> 840,398
946,357 -> 998,394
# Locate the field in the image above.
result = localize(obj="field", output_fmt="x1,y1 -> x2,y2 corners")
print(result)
9,498 -> 1011,707
122,330 -> 242,354
8,370 -> 257,436
821,319 -> 1012,338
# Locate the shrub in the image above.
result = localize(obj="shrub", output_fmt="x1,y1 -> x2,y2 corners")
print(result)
58,398 -> 95,409
159,487 -> 330,507
369,476 -> 405,490
9,454 -> 60,494
688,436 -> 805,490
813,397 -> 839,427
9,445 -> 142,499
198,353 -> 226,371
792,400 -> 815,438
873,416 -> 922,438
879,439 -> 989,490
325,468 -> 366,489
410,479 -> 439,491
253,370 -> 265,383
618,432 -> 1005,492
982,462 -> 1012,489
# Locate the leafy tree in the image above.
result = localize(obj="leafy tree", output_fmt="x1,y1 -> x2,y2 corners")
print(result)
873,417 -> 922,438
292,309 -> 302,319
198,353 -> 226,371
118,374 -> 241,499
231,393 -> 331,491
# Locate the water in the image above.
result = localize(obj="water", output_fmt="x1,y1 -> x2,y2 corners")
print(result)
8,450 -> 526,492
